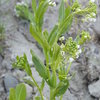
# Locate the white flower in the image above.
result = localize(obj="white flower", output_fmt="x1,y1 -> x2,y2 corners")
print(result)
60,44 -> 65,49
61,51 -> 65,56
78,49 -> 82,54
84,36 -> 87,38
91,0 -> 95,3
59,36 -> 65,41
49,1 -> 56,6
52,2 -> 56,6
49,1 -> 52,5
92,18 -> 96,22
88,18 -> 96,22
76,8 -> 81,12
77,45 -> 80,49
91,12 -> 96,17
69,58 -> 74,62
76,49 -> 82,58
16,1 -> 27,6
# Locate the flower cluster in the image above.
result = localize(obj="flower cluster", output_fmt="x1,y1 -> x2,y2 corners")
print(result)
16,1 -> 27,6
78,31 -> 91,45
71,0 -> 81,12
13,54 -> 32,76
48,0 -> 56,7
71,0 -> 97,22
64,37 -> 78,58
12,55 -> 26,70
14,1 -> 28,18
59,37 -> 82,63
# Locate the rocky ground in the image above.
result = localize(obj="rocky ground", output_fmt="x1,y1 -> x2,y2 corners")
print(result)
0,0 -> 100,100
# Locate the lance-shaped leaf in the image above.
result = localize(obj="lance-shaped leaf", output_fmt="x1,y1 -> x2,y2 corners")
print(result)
32,0 -> 37,13
35,0 -> 49,29
65,6 -> 71,18
58,14 -> 73,38
23,54 -> 32,76
12,54 -> 32,76
23,77 -> 35,87
16,83 -> 26,100
31,50 -> 48,80
35,96 -> 41,100
59,0 -> 65,23
30,23 -> 43,46
9,88 -> 16,100
54,80 -> 69,97
49,73 -> 57,88
52,43 -> 60,61
48,24 -> 58,46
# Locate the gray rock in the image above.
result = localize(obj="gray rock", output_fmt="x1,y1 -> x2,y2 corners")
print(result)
2,58 -> 12,70
87,65 -> 99,82
63,90 -> 77,100
3,74 -> 19,92
86,43 -> 100,81
88,80 -> 100,98
25,83 -> 33,100
0,83 -> 4,93
13,70 -> 26,81
31,68 -> 42,84
93,17 -> 100,36
0,55 -> 3,64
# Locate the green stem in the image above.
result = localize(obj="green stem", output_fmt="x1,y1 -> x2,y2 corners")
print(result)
50,88 -> 55,100
31,75 -> 44,100
60,95 -> 63,100
66,62 -> 72,75
43,49 -> 50,78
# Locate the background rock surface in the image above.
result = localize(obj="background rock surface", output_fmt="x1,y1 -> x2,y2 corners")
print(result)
0,0 -> 100,100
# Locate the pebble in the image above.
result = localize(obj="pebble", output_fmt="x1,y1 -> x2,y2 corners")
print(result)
25,83 -> 33,99
3,74 -> 18,92
88,80 -> 100,98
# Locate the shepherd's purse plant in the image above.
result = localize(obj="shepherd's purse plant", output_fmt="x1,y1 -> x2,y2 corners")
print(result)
9,0 -> 97,100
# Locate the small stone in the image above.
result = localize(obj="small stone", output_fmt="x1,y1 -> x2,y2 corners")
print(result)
0,55 -> 3,64
88,80 -> 100,98
25,83 -> 33,99
3,74 -> 19,92
2,59 -> 12,70
31,68 -> 42,84
13,70 -> 26,81
0,84 -> 4,93
87,65 -> 99,82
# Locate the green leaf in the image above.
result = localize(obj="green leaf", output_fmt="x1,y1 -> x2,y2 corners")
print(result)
23,54 -> 32,76
30,23 -> 43,46
40,79 -> 45,91
31,50 -> 48,80
23,78 -> 35,87
32,0 -> 37,13
49,74 -> 57,88
58,14 -> 73,38
48,25 -> 58,46
59,0 -> 65,23
35,0 -> 49,29
65,6 -> 71,18
52,44 -> 60,61
9,88 -> 16,100
54,80 -> 69,97
35,96 -> 41,100
16,83 -> 26,100
43,30 -> 49,39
